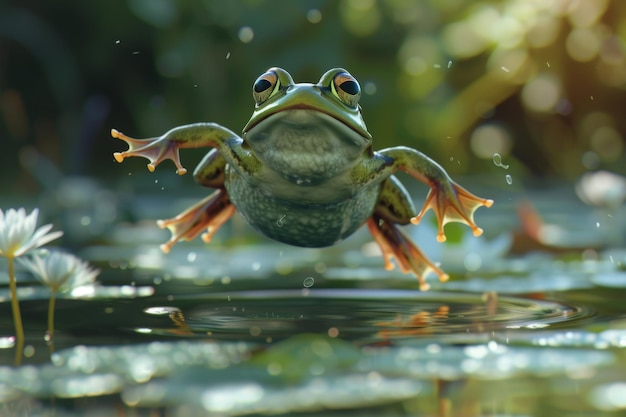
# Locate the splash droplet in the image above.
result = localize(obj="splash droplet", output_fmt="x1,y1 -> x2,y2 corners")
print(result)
276,215 -> 286,227
492,153 -> 510,169
505,174 -> 513,185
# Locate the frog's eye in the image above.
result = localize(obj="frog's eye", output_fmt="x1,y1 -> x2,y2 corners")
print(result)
331,72 -> 361,108
253,71 -> 280,105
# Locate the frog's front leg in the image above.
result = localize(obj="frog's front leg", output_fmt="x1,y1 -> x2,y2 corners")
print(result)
368,177 -> 448,291
156,150 -> 235,253
111,123 -> 260,175
378,146 -> 493,243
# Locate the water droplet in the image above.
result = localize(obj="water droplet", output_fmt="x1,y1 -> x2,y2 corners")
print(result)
303,276 -> 315,288
505,174 -> 513,185
433,63 -> 441,69
501,66 -> 510,72
226,51 -> 231,59
187,252 -> 197,262
447,60 -> 452,69
492,153 -> 510,169
115,40 -> 121,44
276,215 -> 286,227
251,262 -> 261,271
596,222 -> 600,228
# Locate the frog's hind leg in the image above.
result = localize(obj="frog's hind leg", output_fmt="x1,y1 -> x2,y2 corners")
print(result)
193,149 -> 227,188
157,190 -> 235,253
157,150 -> 234,253
367,177 -> 449,291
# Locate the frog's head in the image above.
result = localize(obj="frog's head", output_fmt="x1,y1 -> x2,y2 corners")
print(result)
242,67 -> 373,183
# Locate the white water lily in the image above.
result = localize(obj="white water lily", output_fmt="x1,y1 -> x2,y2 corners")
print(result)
19,250 -> 100,353
0,208 -> 63,257
0,207 -> 63,366
19,250 -> 100,293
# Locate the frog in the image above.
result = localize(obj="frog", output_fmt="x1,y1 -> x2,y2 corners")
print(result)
111,67 -> 493,290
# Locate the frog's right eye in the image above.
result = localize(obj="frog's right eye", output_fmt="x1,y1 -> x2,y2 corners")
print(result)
253,71 -> 280,105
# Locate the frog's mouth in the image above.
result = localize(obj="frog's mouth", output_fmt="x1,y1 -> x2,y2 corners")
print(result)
243,108 -> 370,181
245,108 -> 369,150
245,102 -> 371,142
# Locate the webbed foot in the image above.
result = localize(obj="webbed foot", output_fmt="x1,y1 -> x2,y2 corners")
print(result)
156,190 -> 235,253
111,129 -> 187,175
367,217 -> 449,291
411,181 -> 493,243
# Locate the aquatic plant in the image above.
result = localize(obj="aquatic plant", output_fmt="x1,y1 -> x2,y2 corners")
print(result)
0,208 -> 63,365
19,250 -> 100,353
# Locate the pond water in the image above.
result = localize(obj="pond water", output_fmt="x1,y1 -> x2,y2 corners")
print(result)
1,183 -> 626,416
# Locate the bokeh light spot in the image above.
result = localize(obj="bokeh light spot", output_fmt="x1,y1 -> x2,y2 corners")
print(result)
526,13 -> 560,48
306,9 -> 322,24
568,0 -> 609,28
590,126 -> 623,162
238,26 -> 254,43
442,21 -> 488,59
470,124 -> 512,159
566,27 -> 600,62
341,0 -> 380,37
521,73 -> 561,112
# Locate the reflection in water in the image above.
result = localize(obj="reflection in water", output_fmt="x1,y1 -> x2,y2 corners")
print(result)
133,289 -> 590,343
375,305 -> 450,339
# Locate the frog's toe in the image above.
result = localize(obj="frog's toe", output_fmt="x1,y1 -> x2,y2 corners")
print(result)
411,182 -> 492,242
367,217 -> 448,291
200,204 -> 236,244
159,240 -> 176,254
156,190 -> 234,252
157,212 -> 207,253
